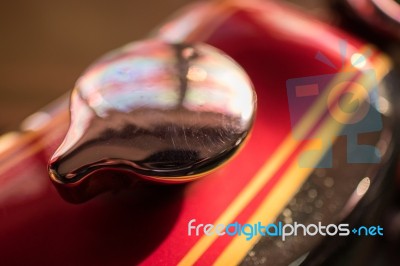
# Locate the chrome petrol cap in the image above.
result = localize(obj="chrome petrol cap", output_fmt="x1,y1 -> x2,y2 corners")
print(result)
48,39 -> 257,202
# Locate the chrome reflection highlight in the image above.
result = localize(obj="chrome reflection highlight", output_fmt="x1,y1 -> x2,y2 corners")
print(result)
48,39 -> 256,201
356,177 -> 371,196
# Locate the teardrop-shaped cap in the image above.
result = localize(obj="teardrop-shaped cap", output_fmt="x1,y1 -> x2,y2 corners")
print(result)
48,39 -> 256,203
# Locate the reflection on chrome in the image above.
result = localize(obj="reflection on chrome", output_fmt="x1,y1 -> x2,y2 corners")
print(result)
48,39 -> 257,202
340,176 -> 372,219
356,177 -> 371,196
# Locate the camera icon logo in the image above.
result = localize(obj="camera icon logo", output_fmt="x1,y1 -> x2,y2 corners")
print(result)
286,41 -> 382,168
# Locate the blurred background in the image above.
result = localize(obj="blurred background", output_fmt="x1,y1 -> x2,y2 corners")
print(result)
0,0 -> 192,134
0,0 -> 324,134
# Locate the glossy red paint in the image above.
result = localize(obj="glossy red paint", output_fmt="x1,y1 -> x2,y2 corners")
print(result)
0,1 -> 389,265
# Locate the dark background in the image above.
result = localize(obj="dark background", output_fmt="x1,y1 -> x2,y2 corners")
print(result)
0,0 -> 323,134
